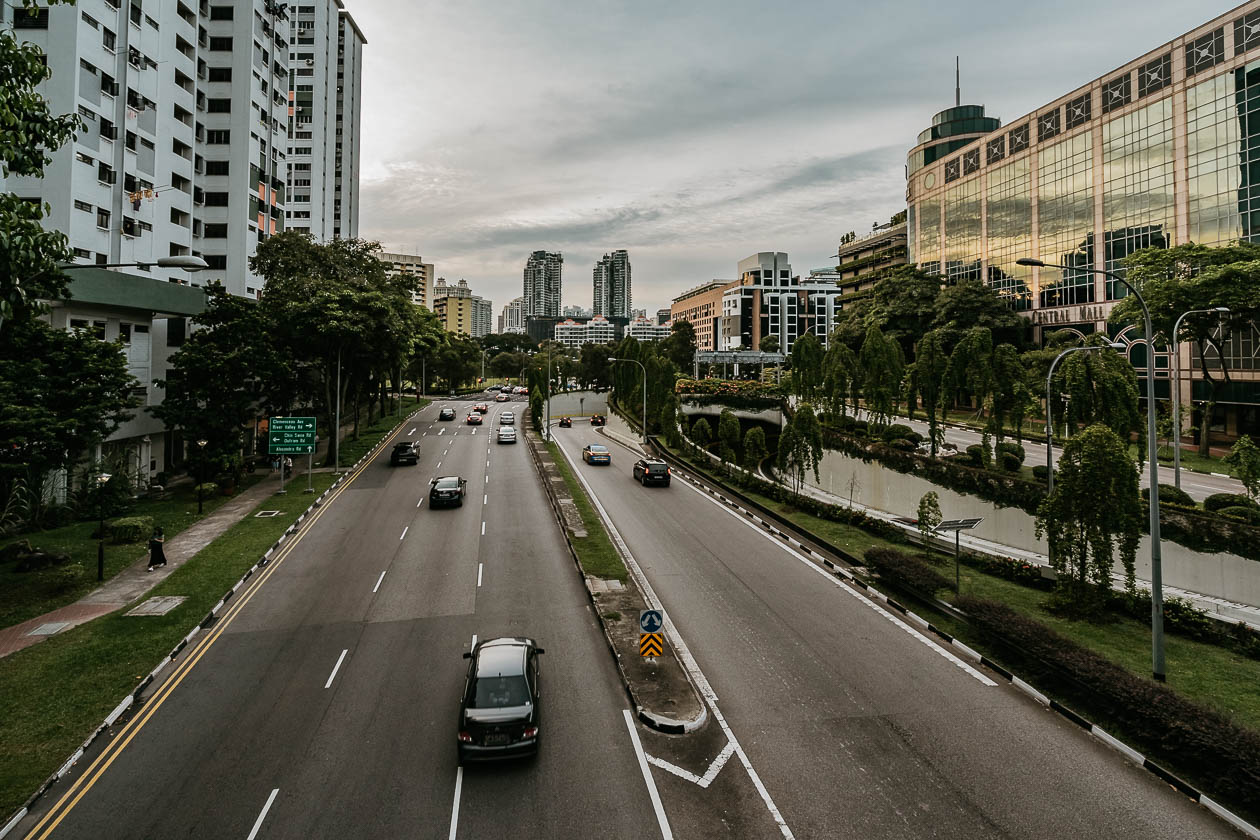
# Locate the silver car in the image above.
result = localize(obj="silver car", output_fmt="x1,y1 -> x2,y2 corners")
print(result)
500,412 -> 516,425
497,426 -> 517,444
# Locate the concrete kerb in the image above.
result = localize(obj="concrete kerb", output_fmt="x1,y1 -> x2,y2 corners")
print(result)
0,409 -> 425,840
525,425 -> 707,735
654,449 -> 1260,839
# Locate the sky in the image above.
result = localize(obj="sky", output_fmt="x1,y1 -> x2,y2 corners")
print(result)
352,0 -> 1229,318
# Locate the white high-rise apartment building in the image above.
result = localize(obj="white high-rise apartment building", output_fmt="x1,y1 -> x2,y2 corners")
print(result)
499,297 -> 524,333
523,250 -> 562,317
377,251 -> 433,307
592,249 -> 630,318
471,296 -> 493,338
285,0 -> 363,240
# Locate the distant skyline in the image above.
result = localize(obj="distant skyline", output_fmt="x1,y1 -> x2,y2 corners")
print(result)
353,0 -> 1229,316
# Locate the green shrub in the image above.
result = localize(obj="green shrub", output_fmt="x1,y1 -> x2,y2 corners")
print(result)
998,451 -> 1022,472
889,438 -> 917,452
964,444 -> 984,466
1139,484 -> 1195,508
1032,465 -> 1049,482
996,441 -> 1025,465
850,419 -> 869,435
1217,506 -> 1258,523
882,424 -> 915,443
1204,493 -> 1258,513
194,482 -> 219,500
864,547 -> 950,596
107,515 -> 154,544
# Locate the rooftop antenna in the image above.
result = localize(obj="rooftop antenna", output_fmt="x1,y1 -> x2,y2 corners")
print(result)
955,56 -> 961,107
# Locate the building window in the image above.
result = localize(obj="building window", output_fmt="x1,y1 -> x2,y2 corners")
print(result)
1037,108 -> 1061,142
209,5 -> 234,19
1064,92 -> 1091,129
1138,54 -> 1171,98
209,36 -> 233,50
96,207 -> 111,229
104,27 -> 118,51
1037,132 -> 1095,308
1008,123 -> 1030,154
944,158 -> 960,183
203,192 -> 229,206
1236,10 -> 1260,56
208,66 -> 231,82
205,159 -> 229,175
13,7 -> 49,28
204,254 -> 227,270
985,157 -> 1033,311
986,136 -> 1005,165
943,178 -> 981,283
1186,61 -> 1260,247
1102,97 -> 1174,292
961,147 -> 979,176
206,129 -> 230,144
74,200 -> 93,212
1102,74 -> 1131,114
207,98 -> 232,113
204,223 -> 228,238
1186,27 -> 1225,76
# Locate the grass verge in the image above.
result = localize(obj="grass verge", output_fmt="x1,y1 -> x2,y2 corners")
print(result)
0,470 -> 339,819
544,441 -> 628,582
0,475 -> 263,628
336,402 -> 429,467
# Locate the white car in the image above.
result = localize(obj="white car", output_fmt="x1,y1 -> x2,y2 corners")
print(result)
497,426 -> 517,444
500,411 -> 516,425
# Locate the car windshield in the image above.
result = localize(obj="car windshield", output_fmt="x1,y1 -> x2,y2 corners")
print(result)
434,477 -> 461,490
471,675 -> 530,708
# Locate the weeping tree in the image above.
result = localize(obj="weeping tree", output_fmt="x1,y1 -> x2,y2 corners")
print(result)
717,409 -> 741,469
1036,424 -> 1141,612
904,329 -> 949,455
778,403 -> 824,498
743,426 -> 769,475
858,325 -> 902,426
943,327 -> 994,426
821,338 -> 860,419
789,332 -> 824,403
690,416 -> 712,454
1048,336 -> 1146,468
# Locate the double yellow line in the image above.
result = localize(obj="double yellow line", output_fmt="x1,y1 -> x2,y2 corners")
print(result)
25,419 -> 416,839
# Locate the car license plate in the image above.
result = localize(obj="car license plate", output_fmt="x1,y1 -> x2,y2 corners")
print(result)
484,733 -> 510,746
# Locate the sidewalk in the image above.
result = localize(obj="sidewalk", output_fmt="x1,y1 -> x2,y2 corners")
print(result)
0,475 -> 286,660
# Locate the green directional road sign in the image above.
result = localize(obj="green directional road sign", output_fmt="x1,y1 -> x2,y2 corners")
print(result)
268,417 -> 317,454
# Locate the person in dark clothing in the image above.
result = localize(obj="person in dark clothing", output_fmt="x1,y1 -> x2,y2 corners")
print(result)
147,527 -> 167,571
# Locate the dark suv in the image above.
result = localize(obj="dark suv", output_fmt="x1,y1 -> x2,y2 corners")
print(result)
458,637 -> 544,761
390,441 -> 419,466
633,458 -> 670,486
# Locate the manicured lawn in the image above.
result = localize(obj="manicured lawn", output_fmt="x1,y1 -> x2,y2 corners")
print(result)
0,471 -> 338,819
545,441 -> 628,582
0,475 -> 263,628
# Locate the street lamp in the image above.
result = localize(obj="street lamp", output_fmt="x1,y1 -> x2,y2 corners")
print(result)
1045,343 -> 1125,494
1018,256 -> 1168,681
95,471 -> 112,581
195,438 -> 208,515
608,357 -> 648,445
64,255 -> 209,272
1170,307 -> 1230,489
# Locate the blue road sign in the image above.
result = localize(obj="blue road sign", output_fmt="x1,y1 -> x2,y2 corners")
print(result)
639,609 -> 663,634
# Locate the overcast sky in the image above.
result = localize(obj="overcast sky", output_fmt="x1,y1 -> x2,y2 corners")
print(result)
352,0 -> 1225,318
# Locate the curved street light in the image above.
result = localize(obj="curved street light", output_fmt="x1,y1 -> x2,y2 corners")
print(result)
608,357 -> 647,445
195,438 -> 209,515
1045,343 -> 1126,495
1018,256 -> 1167,681
1170,307 -> 1230,489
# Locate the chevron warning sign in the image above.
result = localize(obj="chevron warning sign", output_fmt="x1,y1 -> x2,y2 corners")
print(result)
639,632 -> 664,657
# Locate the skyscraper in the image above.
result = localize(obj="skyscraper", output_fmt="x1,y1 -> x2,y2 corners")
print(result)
592,249 -> 631,318
523,250 -> 562,317
499,297 -> 524,333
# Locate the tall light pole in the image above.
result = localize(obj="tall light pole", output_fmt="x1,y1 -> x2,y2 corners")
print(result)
95,471 -> 112,581
1019,257 -> 1167,681
1045,343 -> 1125,494
609,357 -> 647,444
1170,307 -> 1230,489
545,343 -> 552,441
195,438 -> 208,514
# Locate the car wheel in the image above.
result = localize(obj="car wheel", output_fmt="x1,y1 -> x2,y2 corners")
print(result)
457,498 -> 463,507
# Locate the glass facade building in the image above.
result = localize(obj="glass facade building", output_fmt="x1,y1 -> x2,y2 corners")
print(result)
905,0 -> 1260,437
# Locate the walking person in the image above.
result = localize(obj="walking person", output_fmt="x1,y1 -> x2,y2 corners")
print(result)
147,526 -> 167,572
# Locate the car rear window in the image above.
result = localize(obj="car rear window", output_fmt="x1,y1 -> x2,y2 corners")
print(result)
471,675 -> 530,708
435,478 -> 460,489
647,463 -> 667,473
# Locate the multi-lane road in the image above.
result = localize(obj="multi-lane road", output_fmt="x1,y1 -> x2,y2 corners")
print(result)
11,394 -> 1244,839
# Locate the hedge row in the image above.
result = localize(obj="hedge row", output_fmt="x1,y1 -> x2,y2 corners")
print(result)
864,547 -> 950,596
957,595 -> 1260,812
675,379 -> 782,397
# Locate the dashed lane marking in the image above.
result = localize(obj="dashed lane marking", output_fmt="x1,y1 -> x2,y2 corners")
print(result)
372,571 -> 386,593
245,789 -> 280,840
324,649 -> 348,689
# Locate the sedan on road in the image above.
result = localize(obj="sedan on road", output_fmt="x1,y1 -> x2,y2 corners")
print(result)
429,475 -> 467,507
558,417 -> 572,428
633,458 -> 670,486
500,412 -> 516,425
458,637 -> 544,761
497,426 -> 517,444
582,444 -> 611,465
473,403 -> 489,414
438,407 -> 457,421
389,441 -> 419,466
466,413 -> 483,425
590,414 -> 606,426
495,393 -> 510,403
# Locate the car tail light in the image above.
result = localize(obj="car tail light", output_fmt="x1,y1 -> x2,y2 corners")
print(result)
458,731 -> 472,743
667,467 -> 671,475
522,726 -> 538,739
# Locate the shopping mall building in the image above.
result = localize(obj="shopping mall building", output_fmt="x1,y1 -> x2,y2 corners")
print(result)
906,0 -> 1260,442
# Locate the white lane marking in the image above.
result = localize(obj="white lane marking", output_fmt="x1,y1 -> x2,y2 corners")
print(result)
422,432 -> 427,437
472,429 -> 477,435
400,526 -> 408,540
481,521 -> 486,536
373,571 -> 386,593
555,438 -> 791,837
487,459 -> 491,468
438,428 -> 445,436
470,634 -> 477,651
647,741 -> 736,788
417,497 -> 424,508
485,474 -> 489,484
447,766 -> 463,840
477,563 -> 483,587
622,709 -> 674,840
676,478 -> 997,688
324,649 -> 348,689
408,428 -> 416,436
483,494 -> 488,505
246,788 -> 280,840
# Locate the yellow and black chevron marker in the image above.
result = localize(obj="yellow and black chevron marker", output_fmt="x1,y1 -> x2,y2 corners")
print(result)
639,632 -> 664,657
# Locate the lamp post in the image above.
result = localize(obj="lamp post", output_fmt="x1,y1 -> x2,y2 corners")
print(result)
1045,343 -> 1125,495
96,471 -> 112,581
1170,307 -> 1230,489
609,357 -> 648,444
195,438 -> 208,514
544,343 -> 553,441
1018,257 -> 1168,681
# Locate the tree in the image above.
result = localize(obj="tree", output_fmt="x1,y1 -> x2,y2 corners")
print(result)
1,3 -> 81,329
1049,337 -> 1145,466
858,325 -> 902,426
933,277 -> 1027,348
717,409 -> 741,468
1036,424 -> 1142,611
916,492 -> 942,556
690,416 -> 712,453
659,391 -> 682,447
759,335 -> 780,355
742,426 -> 768,475
1223,435 -> 1260,523
821,339 -> 860,419
659,320 -> 696,372
788,333 -> 823,402
865,266 -> 943,357
943,327 -> 994,425
578,343 -> 613,390
479,332 -> 537,355
1113,243 -> 1260,456
1,318 -> 137,516
778,403 -> 824,497
904,330 -> 949,455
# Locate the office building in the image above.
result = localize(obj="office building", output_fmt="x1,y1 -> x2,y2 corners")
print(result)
499,297 -> 524,333
285,0 -> 365,241
377,251 -> 433,308
830,220 -> 908,302
656,308 -> 672,325
554,315 -> 617,348
526,314 -> 630,344
471,296 -> 493,338
905,0 -> 1260,439
670,281 -> 730,352
432,277 -> 491,337
628,316 -> 671,342
563,304 -> 591,318
523,250 -> 562,317
592,249 -> 631,318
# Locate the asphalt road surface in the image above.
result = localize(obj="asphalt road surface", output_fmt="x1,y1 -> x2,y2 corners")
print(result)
550,421 -> 1242,840
16,396 -> 667,840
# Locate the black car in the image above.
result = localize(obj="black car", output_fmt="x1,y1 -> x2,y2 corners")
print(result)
558,417 -> 572,428
438,407 -> 457,421
458,637 -> 544,761
590,414 -> 606,426
429,475 -> 467,507
633,458 -> 670,486
390,441 -> 419,466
